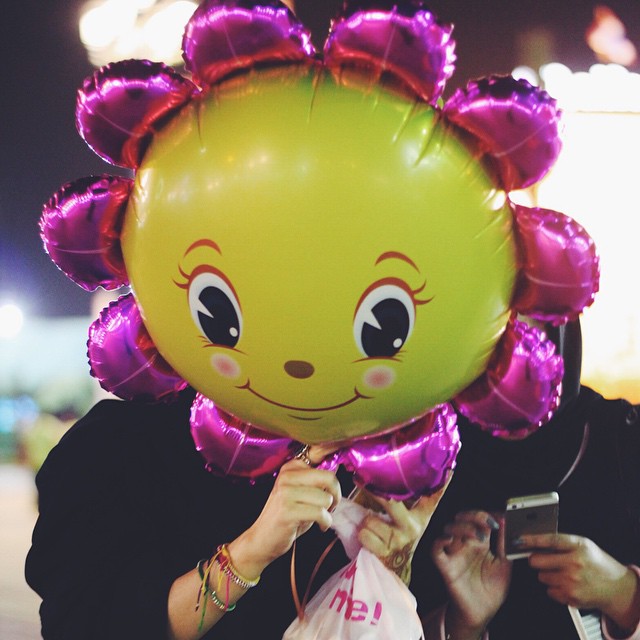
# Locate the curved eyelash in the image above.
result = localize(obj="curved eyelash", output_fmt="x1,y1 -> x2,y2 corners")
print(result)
412,280 -> 433,306
173,264 -> 190,290
175,264 -> 229,291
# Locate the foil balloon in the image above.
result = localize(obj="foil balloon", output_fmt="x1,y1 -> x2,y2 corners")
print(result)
341,403 -> 460,500
443,75 -> 563,191
512,205 -> 600,323
455,319 -> 564,439
120,63 -> 517,445
190,393 -> 300,479
41,0 -> 601,496
88,294 -> 187,402
191,392 -> 459,499
182,0 -> 315,87
324,1 -> 456,103
76,60 -> 196,168
40,176 -> 131,291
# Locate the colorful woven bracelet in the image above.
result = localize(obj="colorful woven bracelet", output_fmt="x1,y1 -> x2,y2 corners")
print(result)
195,553 -> 236,629
216,544 -> 261,589
197,558 -> 209,580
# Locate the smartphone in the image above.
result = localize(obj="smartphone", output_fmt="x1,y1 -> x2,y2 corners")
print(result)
504,491 -> 559,560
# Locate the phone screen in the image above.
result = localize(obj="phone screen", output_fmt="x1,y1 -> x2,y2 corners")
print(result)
504,492 -> 559,559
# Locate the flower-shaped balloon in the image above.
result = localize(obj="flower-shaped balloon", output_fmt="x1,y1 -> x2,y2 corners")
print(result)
40,0 -> 599,499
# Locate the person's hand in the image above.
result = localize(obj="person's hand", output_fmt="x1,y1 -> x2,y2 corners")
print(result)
168,446 -> 342,639
228,445 -> 342,580
432,510 -> 511,639
523,533 -> 640,634
355,475 -> 451,584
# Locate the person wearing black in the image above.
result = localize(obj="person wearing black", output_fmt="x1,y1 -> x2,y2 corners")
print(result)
415,321 -> 640,639
25,385 -> 446,639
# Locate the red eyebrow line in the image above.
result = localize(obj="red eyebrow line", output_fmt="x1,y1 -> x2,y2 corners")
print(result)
184,238 -> 222,257
375,251 -> 420,273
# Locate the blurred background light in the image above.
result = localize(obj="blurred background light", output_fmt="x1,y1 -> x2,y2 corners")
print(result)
539,61 -> 640,111
79,0 -> 198,66
0,304 -> 25,340
586,5 -> 637,66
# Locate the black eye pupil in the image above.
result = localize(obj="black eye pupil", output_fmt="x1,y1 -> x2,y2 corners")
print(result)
361,299 -> 410,357
198,286 -> 240,347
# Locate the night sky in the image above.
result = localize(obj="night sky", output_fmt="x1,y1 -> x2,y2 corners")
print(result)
2,0 -> 639,318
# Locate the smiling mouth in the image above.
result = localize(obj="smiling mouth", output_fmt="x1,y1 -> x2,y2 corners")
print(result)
237,381 -> 371,413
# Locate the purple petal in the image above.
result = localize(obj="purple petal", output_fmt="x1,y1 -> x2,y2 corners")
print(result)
77,59 -> 196,168
455,319 -> 564,438
324,6 -> 455,103
88,294 -> 187,401
40,176 -> 130,291
444,75 -> 562,190
190,393 -> 299,479
512,205 -> 600,324
341,404 -> 460,500
182,1 -> 314,87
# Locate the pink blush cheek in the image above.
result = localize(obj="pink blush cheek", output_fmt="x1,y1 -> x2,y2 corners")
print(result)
211,353 -> 241,379
363,365 -> 396,390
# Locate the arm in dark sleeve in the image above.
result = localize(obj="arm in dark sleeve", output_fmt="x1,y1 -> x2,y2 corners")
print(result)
25,399 -> 189,640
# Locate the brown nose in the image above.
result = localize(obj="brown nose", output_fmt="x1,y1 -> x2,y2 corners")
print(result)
284,360 -> 315,379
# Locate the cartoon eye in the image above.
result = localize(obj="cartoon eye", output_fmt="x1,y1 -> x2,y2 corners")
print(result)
188,272 -> 242,348
354,284 -> 415,358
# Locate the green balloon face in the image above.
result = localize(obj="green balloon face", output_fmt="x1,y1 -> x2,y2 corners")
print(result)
122,65 -> 516,444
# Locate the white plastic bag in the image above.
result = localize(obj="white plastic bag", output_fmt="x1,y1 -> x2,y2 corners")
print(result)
283,499 -> 424,640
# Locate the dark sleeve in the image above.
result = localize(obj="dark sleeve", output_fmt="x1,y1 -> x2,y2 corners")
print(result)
612,400 -> 640,559
25,399 -> 188,640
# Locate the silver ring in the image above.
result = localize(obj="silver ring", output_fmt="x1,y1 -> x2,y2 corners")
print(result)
294,444 -> 314,467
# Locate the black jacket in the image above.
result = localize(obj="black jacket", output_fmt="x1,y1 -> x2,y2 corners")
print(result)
410,386 -> 640,639
25,389 -> 350,639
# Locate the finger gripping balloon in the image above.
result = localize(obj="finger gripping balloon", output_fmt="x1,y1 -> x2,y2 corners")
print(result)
41,0 -> 600,496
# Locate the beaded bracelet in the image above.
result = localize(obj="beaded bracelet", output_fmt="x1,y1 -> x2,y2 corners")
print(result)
209,587 -> 236,612
216,544 -> 261,590
195,552 -> 235,631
